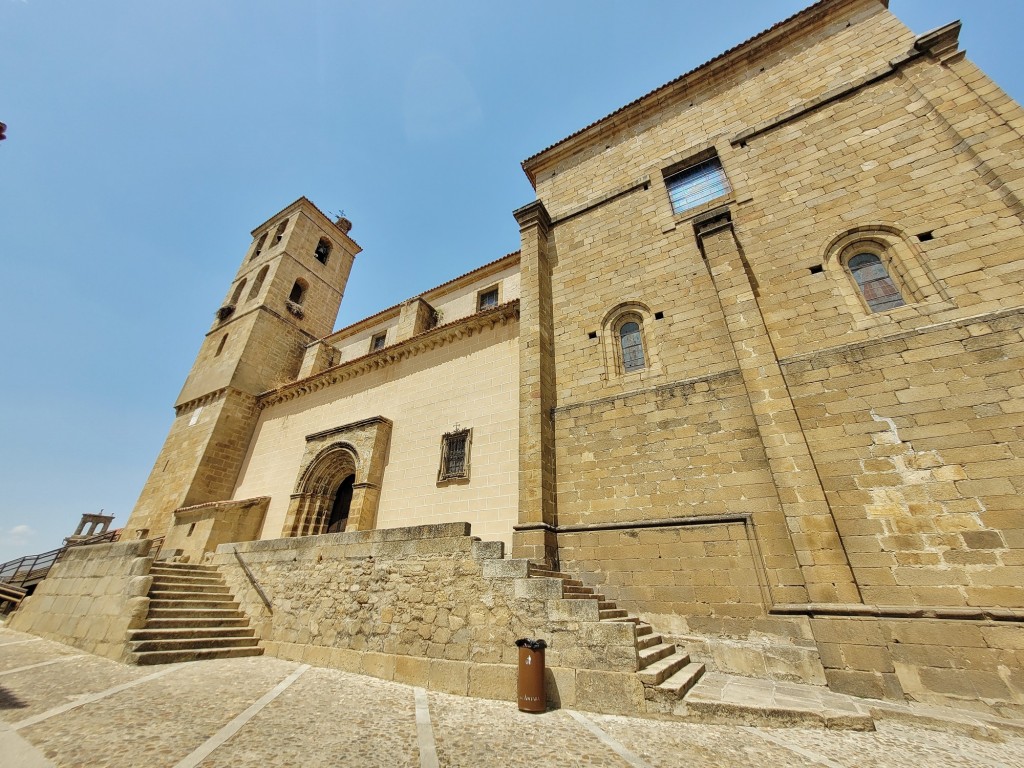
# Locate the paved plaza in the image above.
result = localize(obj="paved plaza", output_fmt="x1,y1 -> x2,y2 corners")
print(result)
2,625 -> 1024,768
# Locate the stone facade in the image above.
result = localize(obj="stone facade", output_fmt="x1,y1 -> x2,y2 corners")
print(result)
101,0 -> 1024,716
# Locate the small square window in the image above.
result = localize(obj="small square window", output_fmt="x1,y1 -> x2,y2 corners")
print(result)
665,157 -> 730,215
370,332 -> 387,352
438,428 -> 472,482
478,286 -> 499,311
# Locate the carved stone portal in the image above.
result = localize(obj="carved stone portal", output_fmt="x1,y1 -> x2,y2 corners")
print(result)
282,416 -> 392,537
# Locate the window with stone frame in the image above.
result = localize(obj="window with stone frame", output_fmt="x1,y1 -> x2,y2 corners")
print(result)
477,285 -> 499,311
438,428 -> 472,482
847,251 -> 906,313
664,155 -> 730,215
618,318 -> 646,372
370,332 -> 387,352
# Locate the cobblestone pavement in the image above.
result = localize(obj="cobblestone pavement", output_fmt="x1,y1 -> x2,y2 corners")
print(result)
2,627 -> 1024,768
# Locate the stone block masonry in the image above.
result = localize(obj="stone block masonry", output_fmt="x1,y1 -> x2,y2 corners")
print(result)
7,540 -> 153,663
214,523 -> 647,715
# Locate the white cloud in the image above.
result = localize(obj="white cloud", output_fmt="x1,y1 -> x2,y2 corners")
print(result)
6,524 -> 34,544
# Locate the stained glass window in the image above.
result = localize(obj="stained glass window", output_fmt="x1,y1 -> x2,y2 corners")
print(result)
848,253 -> 905,312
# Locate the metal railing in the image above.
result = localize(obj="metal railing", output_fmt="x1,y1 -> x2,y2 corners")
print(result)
233,547 -> 273,614
0,529 -> 121,590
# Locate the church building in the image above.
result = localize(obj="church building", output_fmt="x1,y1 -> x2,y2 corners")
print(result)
18,0 -> 1024,717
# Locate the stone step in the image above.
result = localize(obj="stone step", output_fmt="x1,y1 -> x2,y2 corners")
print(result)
638,651 -> 691,686
562,584 -> 592,594
148,561 -> 218,573
149,582 -> 231,595
133,646 -> 264,665
562,593 -> 599,600
149,598 -> 238,610
130,635 -> 261,653
146,606 -> 246,619
526,568 -> 569,580
149,574 -> 226,587
149,591 -> 238,604
657,662 -> 705,699
597,600 -> 616,610
638,642 -> 676,670
598,608 -> 627,620
144,616 -> 252,629
129,626 -> 256,642
604,614 -> 641,624
148,600 -> 243,613
635,624 -> 653,637
637,632 -> 663,650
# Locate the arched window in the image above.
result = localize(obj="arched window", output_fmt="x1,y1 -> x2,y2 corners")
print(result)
619,320 -> 646,372
289,279 -> 307,305
273,218 -> 289,246
314,238 -> 332,264
230,279 -> 247,305
847,252 -> 905,313
250,233 -> 267,261
247,265 -> 269,301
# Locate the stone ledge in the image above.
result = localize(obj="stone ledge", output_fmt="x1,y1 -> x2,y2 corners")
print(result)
219,522 -> 473,555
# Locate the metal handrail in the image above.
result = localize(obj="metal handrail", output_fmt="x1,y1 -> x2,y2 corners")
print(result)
0,529 -> 121,589
233,547 -> 272,614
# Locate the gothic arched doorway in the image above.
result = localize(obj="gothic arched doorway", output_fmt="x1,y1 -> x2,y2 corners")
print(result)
285,443 -> 358,537
327,474 -> 355,533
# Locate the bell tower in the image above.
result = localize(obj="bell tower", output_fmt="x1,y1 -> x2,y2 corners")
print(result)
125,198 -> 360,539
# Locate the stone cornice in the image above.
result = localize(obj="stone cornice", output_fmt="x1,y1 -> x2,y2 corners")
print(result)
306,416 -> 393,443
174,388 -> 229,416
259,300 -> 520,409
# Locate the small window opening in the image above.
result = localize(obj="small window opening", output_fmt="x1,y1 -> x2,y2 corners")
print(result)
371,332 -> 387,351
588,331 -> 598,340
478,286 -> 499,311
273,219 -> 289,246
809,264 -> 824,274
251,233 -> 267,261
314,238 -> 332,264
917,231 -> 934,242
186,523 -> 196,537
665,156 -> 730,215
215,334 -> 228,356
654,311 -> 665,320
230,279 -> 247,304
248,265 -> 269,301
289,280 -> 306,304
619,320 -> 646,372
438,428 -> 472,482
848,253 -> 906,313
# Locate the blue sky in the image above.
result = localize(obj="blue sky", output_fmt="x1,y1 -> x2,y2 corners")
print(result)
1,0 -> 1022,562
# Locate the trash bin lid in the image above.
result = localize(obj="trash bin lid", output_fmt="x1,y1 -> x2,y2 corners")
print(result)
514,638 -> 548,650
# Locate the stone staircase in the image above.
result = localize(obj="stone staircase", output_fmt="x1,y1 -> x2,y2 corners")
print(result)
128,562 -> 263,665
528,564 -> 704,712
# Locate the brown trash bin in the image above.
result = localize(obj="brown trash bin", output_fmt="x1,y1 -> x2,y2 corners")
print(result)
515,638 -> 547,713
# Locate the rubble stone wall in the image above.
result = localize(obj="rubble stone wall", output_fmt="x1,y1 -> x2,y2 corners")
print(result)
214,524 -> 646,714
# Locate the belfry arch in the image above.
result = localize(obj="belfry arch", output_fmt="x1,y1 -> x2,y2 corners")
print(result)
281,417 -> 392,538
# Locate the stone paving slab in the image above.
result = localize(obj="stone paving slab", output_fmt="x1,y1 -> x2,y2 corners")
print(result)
1,651 -> 153,722
199,666 -> 420,768
589,713 -> 822,768
429,691 -> 632,768
0,638 -> 76,673
4,625 -> 1024,767
20,654 -> 297,767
